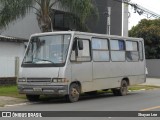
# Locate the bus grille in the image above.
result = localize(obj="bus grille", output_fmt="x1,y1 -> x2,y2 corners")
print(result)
27,78 -> 51,83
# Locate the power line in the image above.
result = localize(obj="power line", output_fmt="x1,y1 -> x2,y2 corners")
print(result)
114,0 -> 160,18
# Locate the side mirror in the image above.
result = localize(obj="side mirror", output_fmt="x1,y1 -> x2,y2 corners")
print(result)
78,40 -> 83,50
72,37 -> 78,51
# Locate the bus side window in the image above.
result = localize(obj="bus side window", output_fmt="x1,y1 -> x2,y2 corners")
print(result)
126,41 -> 139,61
110,40 -> 125,62
92,38 -> 109,62
71,39 -> 91,62
139,41 -> 144,61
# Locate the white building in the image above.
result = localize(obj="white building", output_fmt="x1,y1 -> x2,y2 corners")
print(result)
0,36 -> 27,78
0,9 -> 40,78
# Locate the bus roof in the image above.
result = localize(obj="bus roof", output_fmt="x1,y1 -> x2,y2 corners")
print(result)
31,31 -> 143,41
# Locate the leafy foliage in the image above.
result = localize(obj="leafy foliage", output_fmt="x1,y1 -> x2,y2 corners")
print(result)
0,0 -> 34,29
60,0 -> 98,27
129,19 -> 160,59
0,0 -> 98,32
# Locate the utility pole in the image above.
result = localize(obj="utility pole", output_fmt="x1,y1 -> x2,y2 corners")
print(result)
49,17 -> 54,32
106,7 -> 111,35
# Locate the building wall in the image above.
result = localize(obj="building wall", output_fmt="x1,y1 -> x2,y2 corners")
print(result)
107,0 -> 122,36
122,3 -> 129,37
0,42 -> 25,77
87,0 -> 128,36
87,0 -> 108,34
0,42 -> 25,58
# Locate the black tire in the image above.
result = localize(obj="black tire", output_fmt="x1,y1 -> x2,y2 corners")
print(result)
118,80 -> 128,96
66,83 -> 80,103
26,95 -> 40,102
112,80 -> 128,96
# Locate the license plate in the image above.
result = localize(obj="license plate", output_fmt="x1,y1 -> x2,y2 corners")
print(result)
33,88 -> 42,92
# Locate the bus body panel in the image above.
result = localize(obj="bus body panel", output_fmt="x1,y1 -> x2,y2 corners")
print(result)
20,67 -> 59,78
71,62 -> 93,92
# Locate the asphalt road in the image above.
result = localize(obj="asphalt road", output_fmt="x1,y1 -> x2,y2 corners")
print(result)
0,89 -> 160,120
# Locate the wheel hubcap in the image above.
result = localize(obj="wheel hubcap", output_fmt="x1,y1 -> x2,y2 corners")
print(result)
71,88 -> 79,98
122,83 -> 127,94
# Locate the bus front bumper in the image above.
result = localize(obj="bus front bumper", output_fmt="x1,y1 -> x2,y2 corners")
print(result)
18,85 -> 68,95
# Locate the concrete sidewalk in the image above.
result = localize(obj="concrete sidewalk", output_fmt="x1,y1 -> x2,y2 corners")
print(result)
141,78 -> 160,86
0,96 -> 27,107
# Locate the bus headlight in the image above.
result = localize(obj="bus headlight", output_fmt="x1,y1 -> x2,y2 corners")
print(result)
18,78 -> 27,82
52,78 -> 69,83
52,79 -> 58,83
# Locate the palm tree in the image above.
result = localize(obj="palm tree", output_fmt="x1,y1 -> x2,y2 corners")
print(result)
0,0 -> 98,32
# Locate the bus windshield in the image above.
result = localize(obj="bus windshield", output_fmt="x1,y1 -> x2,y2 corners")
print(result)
22,34 -> 71,67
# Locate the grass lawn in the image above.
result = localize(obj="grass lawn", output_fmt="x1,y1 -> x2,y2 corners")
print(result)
129,85 -> 160,91
0,85 -> 25,99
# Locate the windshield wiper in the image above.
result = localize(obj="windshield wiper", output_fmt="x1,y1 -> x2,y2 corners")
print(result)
24,61 -> 33,63
33,58 -> 54,64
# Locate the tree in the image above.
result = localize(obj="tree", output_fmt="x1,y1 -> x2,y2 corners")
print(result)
0,0 -> 98,32
129,19 -> 160,59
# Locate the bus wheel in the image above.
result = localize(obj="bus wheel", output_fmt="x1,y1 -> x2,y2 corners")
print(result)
26,95 -> 40,102
66,83 -> 80,103
119,80 -> 128,96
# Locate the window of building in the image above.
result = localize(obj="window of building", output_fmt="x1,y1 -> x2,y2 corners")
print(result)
126,41 -> 139,61
54,14 -> 64,28
92,38 -> 109,61
54,12 -> 71,30
110,40 -> 125,61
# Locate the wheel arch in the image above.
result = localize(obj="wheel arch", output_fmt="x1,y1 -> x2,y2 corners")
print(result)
70,81 -> 82,93
122,77 -> 130,86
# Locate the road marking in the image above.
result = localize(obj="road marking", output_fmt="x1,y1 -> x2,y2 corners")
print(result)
140,106 -> 160,111
5,103 -> 28,107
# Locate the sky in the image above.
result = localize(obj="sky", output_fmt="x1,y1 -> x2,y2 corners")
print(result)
128,0 -> 160,29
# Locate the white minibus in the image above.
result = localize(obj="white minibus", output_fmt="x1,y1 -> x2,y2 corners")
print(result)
18,31 -> 146,102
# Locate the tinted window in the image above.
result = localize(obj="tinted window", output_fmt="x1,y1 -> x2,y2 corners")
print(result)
93,51 -> 109,61
92,38 -> 108,50
111,51 -> 125,61
92,38 -> 109,62
126,41 -> 139,61
126,41 -> 138,51
110,40 -> 125,61
110,40 -> 125,50
71,39 -> 91,62
139,41 -> 144,61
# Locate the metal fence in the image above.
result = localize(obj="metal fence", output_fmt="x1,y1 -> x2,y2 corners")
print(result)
146,59 -> 160,77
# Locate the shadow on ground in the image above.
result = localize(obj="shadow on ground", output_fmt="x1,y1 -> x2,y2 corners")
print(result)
32,92 -> 139,104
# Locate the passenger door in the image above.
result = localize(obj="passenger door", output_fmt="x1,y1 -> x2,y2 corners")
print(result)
70,37 -> 93,92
